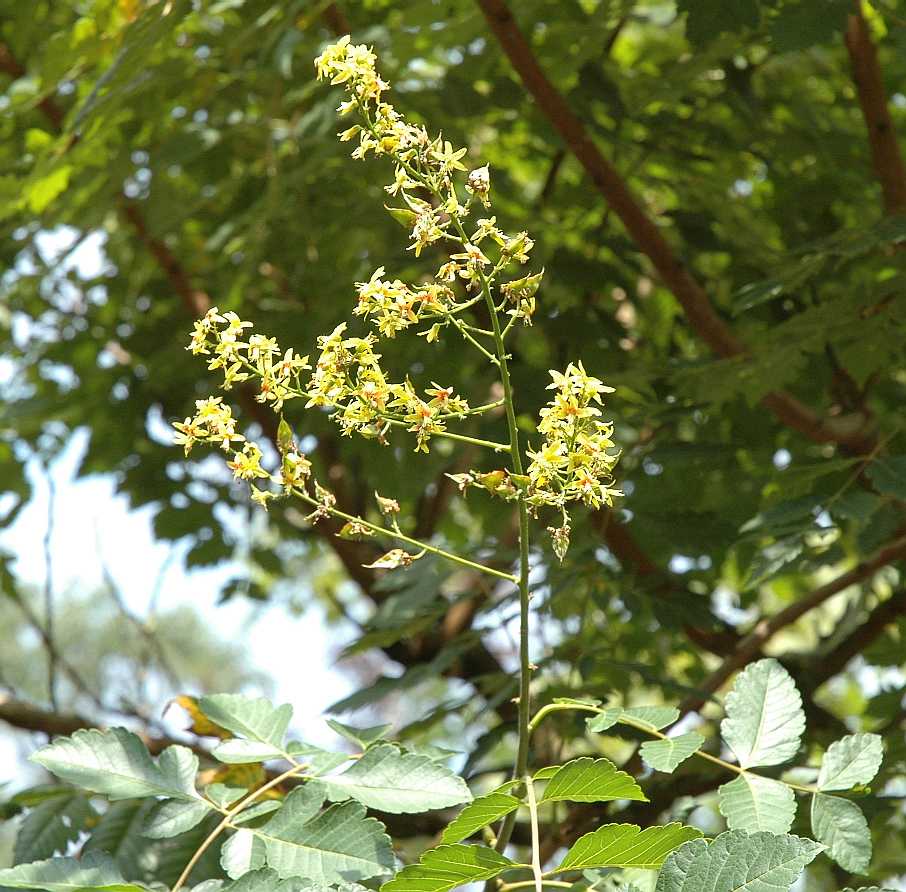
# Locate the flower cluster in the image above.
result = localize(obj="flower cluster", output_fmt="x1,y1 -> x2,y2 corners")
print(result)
306,323 -> 469,452
172,396 -> 244,456
525,363 -> 622,556
188,307 -> 310,412
354,267 -> 453,338
173,39 -> 621,570
315,37 -> 540,326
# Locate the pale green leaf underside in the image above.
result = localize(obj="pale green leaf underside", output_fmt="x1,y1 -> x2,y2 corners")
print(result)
811,793 -> 871,873
587,706 -> 679,734
540,757 -> 647,804
817,733 -> 883,791
619,706 -> 680,730
721,659 -> 805,768
640,733 -> 704,773
241,787 -> 394,884
200,694 -> 292,750
718,774 -> 796,834
144,798 -> 212,839
316,744 -> 472,813
440,792 -> 521,844
213,739 -> 288,764
654,830 -> 823,892
0,852 -> 144,891
30,728 -> 201,802
380,844 -> 514,892
557,822 -> 702,871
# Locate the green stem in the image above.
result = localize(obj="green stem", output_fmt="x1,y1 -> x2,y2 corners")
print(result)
499,883 -> 572,891
525,775 -> 543,892
290,486 -> 518,583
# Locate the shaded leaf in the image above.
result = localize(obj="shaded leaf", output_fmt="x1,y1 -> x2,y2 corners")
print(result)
640,733 -> 704,773
13,794 -> 96,863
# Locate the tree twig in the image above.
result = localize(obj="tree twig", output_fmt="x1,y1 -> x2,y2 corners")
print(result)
474,0 -> 875,452
845,1 -> 906,214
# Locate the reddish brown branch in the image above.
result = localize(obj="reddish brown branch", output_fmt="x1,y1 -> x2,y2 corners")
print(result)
679,534 -> 906,715
845,2 -> 906,215
803,588 -> 906,691
595,515 -> 740,656
475,0 -> 874,452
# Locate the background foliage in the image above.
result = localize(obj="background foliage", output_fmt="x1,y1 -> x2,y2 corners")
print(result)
2,0 -> 906,889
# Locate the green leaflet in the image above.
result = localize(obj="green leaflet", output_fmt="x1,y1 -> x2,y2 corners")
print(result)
654,830 -> 823,891
380,844 -> 514,892
30,728 -> 202,802
221,829 -> 266,880
285,743 -> 351,777
556,823 -> 702,871
326,719 -> 392,749
811,793 -> 872,873
13,793 -> 96,863
720,659 -> 805,768
144,799 -> 213,839
315,743 -> 472,813
440,792 -> 521,844
618,707 -> 680,731
639,733 -> 704,773
0,852 -> 146,891
81,800 -> 156,877
817,733 -> 883,791
222,868 -> 369,891
586,708 -> 623,732
540,757 -> 647,804
586,706 -> 679,735
200,694 -> 292,760
213,739 -> 288,764
222,786 -> 394,885
717,774 -> 796,834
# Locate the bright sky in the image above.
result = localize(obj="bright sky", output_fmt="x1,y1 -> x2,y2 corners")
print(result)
1,228 -> 355,786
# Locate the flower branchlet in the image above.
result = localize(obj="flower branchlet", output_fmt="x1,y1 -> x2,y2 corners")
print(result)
174,37 -> 620,567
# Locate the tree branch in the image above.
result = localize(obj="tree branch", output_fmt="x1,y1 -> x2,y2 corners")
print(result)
475,0 -> 875,452
845,1 -> 906,215
677,533 -> 906,716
